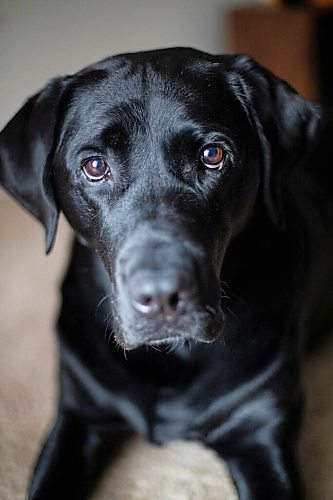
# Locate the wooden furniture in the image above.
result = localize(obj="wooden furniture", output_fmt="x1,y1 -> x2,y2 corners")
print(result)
227,6 -> 333,106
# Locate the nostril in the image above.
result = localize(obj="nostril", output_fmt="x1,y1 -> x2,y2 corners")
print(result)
140,295 -> 153,307
168,292 -> 180,311
131,291 -> 161,318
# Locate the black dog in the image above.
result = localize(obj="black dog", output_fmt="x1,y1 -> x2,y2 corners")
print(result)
1,48 -> 332,500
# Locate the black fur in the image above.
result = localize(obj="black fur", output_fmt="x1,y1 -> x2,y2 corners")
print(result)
1,47 -> 332,500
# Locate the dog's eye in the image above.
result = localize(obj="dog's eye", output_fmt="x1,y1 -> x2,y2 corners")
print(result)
82,157 -> 110,181
201,146 -> 224,170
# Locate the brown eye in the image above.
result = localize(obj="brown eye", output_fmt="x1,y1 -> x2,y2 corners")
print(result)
82,157 -> 110,181
201,146 -> 224,170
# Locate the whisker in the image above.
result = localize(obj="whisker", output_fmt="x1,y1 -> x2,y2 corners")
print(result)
96,293 -> 112,313
205,304 -> 216,315
219,280 -> 232,295
166,337 -> 185,353
103,314 -> 112,341
108,330 -> 113,345
224,304 -> 238,322
150,344 -> 162,352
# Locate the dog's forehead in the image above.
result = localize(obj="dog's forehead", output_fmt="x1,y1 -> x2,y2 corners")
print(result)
65,50 -> 237,125
75,47 -> 232,93
55,50 -> 250,156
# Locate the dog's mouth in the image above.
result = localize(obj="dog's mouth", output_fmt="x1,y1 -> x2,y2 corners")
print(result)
112,304 -> 224,351
113,330 -> 221,351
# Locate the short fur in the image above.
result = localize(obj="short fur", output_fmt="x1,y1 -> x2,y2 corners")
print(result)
1,48 -> 332,500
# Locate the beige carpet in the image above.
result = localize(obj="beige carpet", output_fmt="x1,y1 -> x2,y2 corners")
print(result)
0,190 -> 332,500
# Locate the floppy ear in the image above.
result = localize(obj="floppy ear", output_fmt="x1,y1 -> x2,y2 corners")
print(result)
0,77 -> 68,253
230,55 -> 322,227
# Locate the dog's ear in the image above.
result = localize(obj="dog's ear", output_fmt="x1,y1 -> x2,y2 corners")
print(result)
0,77 -> 68,253
230,55 -> 322,227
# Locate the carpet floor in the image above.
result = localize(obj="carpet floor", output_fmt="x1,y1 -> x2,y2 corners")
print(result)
1,191 -> 332,499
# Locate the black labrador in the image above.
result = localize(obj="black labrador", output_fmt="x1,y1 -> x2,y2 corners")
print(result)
1,48 -> 332,500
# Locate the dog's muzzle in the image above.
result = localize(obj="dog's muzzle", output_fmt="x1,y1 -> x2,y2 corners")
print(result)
112,226 -> 223,349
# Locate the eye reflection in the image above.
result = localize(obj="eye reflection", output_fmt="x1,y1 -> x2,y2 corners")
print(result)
82,157 -> 110,181
201,146 -> 224,170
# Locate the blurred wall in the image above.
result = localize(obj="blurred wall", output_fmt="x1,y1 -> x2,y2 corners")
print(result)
0,0 -> 254,129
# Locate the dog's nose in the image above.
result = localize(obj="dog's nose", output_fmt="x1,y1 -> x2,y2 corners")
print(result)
128,271 -> 194,320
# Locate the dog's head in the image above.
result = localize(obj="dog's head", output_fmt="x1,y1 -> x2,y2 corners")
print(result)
0,48 -> 321,349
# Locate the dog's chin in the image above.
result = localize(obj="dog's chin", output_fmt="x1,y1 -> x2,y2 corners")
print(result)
112,312 -> 224,351
113,333 -> 219,351
113,333 -> 216,351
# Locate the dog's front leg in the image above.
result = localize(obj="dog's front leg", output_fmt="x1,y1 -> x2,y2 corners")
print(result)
206,391 -> 304,500
27,411 -> 128,500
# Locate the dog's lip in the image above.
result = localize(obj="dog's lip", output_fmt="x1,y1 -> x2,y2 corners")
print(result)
114,325 -> 222,351
112,305 -> 224,351
116,335 -> 216,351
113,333 -> 139,351
147,334 -> 216,347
